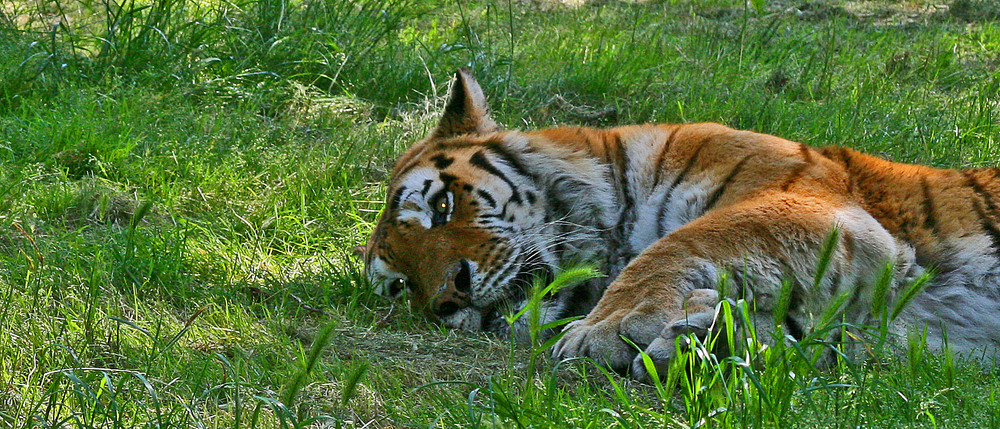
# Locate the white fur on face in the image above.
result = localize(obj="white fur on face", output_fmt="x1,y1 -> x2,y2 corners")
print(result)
395,167 -> 445,228
369,256 -> 406,298
439,307 -> 483,331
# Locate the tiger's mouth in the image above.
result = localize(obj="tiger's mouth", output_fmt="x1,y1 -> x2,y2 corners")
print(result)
441,256 -> 555,334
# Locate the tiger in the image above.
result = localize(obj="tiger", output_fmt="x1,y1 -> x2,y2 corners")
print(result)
360,68 -> 1000,380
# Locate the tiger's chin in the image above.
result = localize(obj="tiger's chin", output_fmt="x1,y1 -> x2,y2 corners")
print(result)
438,264 -> 561,339
436,292 -> 527,335
439,300 -> 566,343
438,307 -> 486,332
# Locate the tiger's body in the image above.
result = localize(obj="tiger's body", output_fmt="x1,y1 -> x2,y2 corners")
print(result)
363,69 -> 1000,379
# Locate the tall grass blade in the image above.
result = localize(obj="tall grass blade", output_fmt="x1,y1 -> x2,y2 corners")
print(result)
129,200 -> 153,230
340,361 -> 369,406
772,278 -> 794,333
891,271 -> 933,322
214,353 -> 241,428
130,371 -> 163,428
154,305 -> 208,359
871,263 -> 895,320
812,228 -> 840,292
282,320 -> 338,407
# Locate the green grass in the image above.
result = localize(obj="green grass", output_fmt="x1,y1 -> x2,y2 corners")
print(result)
2,0 -> 1000,426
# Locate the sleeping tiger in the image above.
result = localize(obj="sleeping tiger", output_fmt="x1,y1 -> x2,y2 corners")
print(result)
360,68 -> 1000,379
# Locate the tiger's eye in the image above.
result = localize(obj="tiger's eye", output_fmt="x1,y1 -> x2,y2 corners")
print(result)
429,192 -> 451,227
433,194 -> 449,214
389,278 -> 407,296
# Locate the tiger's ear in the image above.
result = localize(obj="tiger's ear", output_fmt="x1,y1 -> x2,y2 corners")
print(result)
352,244 -> 367,258
431,68 -> 499,138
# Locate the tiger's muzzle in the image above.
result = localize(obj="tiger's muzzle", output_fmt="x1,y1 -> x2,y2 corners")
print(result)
430,259 -> 474,319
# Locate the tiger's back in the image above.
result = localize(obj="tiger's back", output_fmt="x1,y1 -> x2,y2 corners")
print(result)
526,123 -> 856,272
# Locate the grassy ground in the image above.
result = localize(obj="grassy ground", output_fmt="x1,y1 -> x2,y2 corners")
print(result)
2,0 -> 1000,426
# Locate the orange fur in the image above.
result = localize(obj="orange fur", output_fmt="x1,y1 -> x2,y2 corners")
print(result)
365,70 -> 1000,377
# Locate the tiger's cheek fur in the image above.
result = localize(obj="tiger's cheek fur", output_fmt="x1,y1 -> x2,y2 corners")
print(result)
374,225 -> 477,304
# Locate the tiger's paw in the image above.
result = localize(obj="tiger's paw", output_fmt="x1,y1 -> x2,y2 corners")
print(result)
630,289 -> 738,383
552,288 -> 727,376
551,317 -> 640,374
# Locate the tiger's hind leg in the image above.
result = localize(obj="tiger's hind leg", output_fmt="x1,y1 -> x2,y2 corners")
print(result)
553,193 -> 909,379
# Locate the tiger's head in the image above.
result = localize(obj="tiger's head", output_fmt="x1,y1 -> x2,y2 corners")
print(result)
360,69 -> 610,334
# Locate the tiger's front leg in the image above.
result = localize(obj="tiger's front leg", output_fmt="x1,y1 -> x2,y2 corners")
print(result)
552,193 -> 908,379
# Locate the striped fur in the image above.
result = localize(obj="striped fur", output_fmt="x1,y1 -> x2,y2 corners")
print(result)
363,69 -> 1000,377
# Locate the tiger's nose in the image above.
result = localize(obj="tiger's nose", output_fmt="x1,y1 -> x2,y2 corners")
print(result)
431,259 -> 473,318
